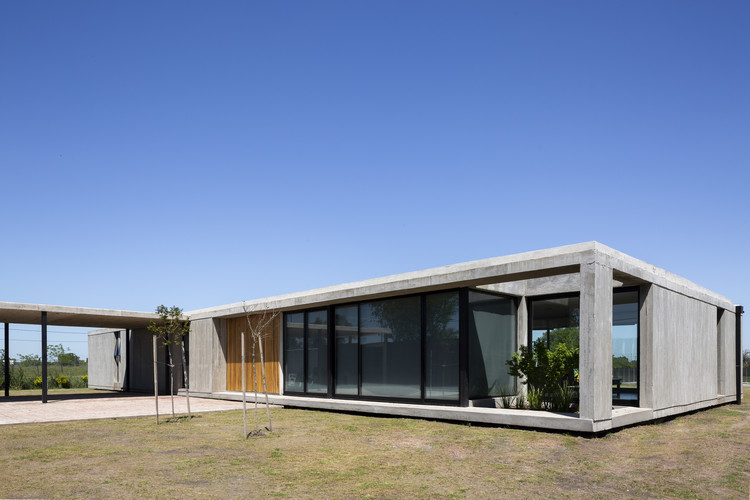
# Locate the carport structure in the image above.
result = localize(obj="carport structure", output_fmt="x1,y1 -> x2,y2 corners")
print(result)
0,302 -> 159,403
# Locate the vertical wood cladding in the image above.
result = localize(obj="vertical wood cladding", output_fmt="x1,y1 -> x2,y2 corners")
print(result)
226,315 -> 280,393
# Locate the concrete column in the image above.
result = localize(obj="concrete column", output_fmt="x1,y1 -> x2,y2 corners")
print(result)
212,318 -> 227,393
579,261 -> 613,422
638,284 -> 654,408
516,298 -> 528,396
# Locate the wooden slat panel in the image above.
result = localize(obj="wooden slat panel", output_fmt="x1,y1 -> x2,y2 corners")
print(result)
226,315 -> 280,394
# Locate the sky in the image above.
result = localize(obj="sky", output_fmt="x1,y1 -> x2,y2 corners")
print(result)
1,1 -> 748,359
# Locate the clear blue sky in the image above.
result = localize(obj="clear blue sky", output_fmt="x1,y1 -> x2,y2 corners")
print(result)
1,1 -> 748,359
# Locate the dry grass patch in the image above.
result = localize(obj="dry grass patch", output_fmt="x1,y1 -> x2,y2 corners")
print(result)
0,389 -> 748,499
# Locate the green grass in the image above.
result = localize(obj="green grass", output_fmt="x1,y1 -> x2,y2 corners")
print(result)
0,388 -> 748,499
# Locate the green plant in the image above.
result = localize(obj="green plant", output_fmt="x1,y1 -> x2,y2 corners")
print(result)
82,375 -> 88,386
527,387 -> 544,410
499,394 -> 514,409
148,305 -> 191,421
55,374 -> 71,388
515,391 -> 526,409
506,338 -> 579,407
549,381 -> 577,412
33,376 -> 43,388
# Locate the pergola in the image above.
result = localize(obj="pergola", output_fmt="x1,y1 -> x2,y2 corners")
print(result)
0,302 -> 159,402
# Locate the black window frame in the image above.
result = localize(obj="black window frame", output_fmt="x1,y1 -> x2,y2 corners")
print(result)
612,286 -> 640,407
283,287 -> 518,406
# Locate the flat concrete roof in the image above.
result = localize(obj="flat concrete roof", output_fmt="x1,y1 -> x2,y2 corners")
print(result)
187,241 -> 735,320
0,302 -> 159,328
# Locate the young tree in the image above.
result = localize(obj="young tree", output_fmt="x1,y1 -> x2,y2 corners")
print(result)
47,344 -> 66,373
148,305 -> 191,420
242,302 -> 279,433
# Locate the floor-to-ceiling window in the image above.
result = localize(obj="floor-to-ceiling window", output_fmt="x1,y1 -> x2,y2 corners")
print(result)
612,288 -> 639,406
334,305 -> 358,396
285,288 -> 509,404
284,312 -> 305,393
425,292 -> 460,401
468,291 -> 516,399
528,293 -> 580,395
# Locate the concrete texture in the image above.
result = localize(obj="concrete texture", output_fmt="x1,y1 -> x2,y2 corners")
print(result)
579,260 -> 613,422
188,318 -> 227,394
87,330 -> 127,391
0,394 -> 245,425
186,242 -> 734,321
717,308 -> 736,397
0,302 -> 159,328
651,285 -> 718,411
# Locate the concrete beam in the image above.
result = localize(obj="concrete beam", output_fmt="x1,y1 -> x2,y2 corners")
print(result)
0,302 -> 160,328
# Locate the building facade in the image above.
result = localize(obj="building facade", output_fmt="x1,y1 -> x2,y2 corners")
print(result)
90,242 -> 743,433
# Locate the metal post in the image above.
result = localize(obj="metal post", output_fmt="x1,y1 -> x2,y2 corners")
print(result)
153,334 -> 159,424
4,323 -> 9,397
41,312 -> 47,404
736,305 -> 744,405
242,331 -> 247,438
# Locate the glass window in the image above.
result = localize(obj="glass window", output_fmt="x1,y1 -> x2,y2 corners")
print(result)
528,294 -> 580,391
306,310 -> 328,394
613,289 -> 638,405
425,292 -> 459,400
530,295 -> 580,350
468,291 -> 516,399
360,296 -> 421,399
284,312 -> 305,392
335,305 -> 358,395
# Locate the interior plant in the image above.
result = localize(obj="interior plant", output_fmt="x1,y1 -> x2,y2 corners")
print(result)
506,337 -> 579,411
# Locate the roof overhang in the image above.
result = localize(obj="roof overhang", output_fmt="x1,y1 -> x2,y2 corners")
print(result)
0,302 -> 159,329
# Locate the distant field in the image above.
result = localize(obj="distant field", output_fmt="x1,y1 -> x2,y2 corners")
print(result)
0,388 -> 747,499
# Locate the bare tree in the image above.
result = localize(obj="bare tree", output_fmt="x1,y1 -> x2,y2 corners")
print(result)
242,302 -> 279,433
148,305 -> 191,421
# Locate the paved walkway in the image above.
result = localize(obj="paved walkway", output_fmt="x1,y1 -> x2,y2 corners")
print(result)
0,393 -> 246,425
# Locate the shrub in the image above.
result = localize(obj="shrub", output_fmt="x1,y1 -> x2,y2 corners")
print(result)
506,338 -> 579,410
499,394 -> 514,409
549,381 -> 577,412
527,387 -> 544,410
82,374 -> 88,385
34,376 -> 43,388
55,374 -> 71,388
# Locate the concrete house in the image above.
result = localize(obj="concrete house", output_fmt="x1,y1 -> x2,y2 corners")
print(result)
85,242 -> 742,433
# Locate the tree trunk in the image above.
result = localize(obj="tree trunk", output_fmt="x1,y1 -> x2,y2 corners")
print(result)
241,331 -> 247,439
258,335 -> 272,432
153,335 -> 159,425
252,337 -> 259,431
167,347 -> 175,418
179,337 -> 191,418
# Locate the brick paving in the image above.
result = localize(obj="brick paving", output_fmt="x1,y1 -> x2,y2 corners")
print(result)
0,393 -> 245,425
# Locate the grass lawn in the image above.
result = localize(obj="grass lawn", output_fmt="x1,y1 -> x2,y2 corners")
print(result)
0,389 -> 748,499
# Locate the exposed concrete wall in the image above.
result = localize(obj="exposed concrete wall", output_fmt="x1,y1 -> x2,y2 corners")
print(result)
717,308 -> 736,397
128,328 -> 167,394
579,261 -> 613,422
651,285 -> 717,411
87,330 -> 126,391
189,318 -> 227,394
639,284 -> 655,409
